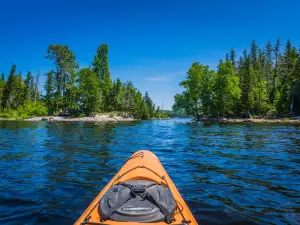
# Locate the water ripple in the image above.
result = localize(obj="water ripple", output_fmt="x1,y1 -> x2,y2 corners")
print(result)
0,119 -> 299,225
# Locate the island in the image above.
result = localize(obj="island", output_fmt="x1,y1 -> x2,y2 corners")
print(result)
0,44 -> 168,121
173,39 -> 300,124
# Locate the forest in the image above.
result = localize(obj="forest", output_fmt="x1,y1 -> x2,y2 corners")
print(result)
173,39 -> 300,118
0,44 -> 168,120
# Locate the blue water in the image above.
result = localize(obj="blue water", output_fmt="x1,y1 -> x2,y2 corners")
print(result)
0,119 -> 299,225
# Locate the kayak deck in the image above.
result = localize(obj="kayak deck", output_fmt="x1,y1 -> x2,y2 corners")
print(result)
74,150 -> 198,225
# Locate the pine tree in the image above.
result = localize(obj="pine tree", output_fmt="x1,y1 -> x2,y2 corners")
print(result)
115,78 -> 123,111
45,44 -> 79,114
14,72 -> 25,109
133,90 -> 144,119
214,60 -> 241,115
229,48 -> 236,69
34,70 -> 40,102
24,71 -> 34,101
92,44 -> 112,111
251,40 -> 258,66
44,70 -> 55,114
144,92 -> 155,118
269,38 -> 281,104
78,68 -> 101,115
0,73 -> 5,110
240,56 -> 254,115
252,59 -> 270,114
3,64 -> 17,108
290,56 -> 300,113
123,81 -> 136,112
276,40 -> 298,114
265,41 -> 273,97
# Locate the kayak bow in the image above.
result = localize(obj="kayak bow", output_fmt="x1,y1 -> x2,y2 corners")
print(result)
74,150 -> 198,225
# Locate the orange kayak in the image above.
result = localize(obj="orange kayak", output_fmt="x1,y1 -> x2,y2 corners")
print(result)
74,150 -> 198,225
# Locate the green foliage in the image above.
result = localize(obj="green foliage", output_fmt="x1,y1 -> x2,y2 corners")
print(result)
167,109 -> 188,118
45,44 -> 79,114
78,68 -> 101,115
144,92 -> 155,117
24,71 -> 35,101
1,44 -> 157,120
215,60 -> 241,115
93,44 -> 112,111
0,101 -> 47,119
290,56 -> 300,113
174,39 -> 300,117
0,77 -> 5,110
174,63 -> 217,117
44,70 -> 55,114
19,101 -> 48,118
229,48 -> 236,68
0,63 -> 44,118
154,106 -> 169,119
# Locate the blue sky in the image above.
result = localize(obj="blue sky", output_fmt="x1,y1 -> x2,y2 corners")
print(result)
0,0 -> 300,110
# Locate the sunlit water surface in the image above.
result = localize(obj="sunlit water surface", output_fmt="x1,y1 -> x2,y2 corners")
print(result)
0,119 -> 299,225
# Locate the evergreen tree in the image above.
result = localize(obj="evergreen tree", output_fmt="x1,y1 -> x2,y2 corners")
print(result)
3,64 -> 17,108
290,56 -> 300,113
252,59 -> 270,114
214,60 -> 241,115
24,71 -> 34,101
240,56 -> 254,115
45,44 -> 79,114
44,70 -> 55,114
141,100 -> 150,119
156,106 -> 160,116
276,40 -> 298,114
269,38 -> 281,104
265,41 -> 273,97
14,72 -> 25,109
92,44 -> 112,111
0,74 -> 5,110
229,48 -> 236,68
243,49 -> 248,62
123,81 -> 136,112
132,90 -> 145,119
109,80 -> 117,111
251,40 -> 258,65
78,68 -> 101,115
34,71 -> 40,102
144,92 -> 155,118
115,78 -> 123,111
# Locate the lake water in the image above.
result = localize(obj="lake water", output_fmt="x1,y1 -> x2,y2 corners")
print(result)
0,119 -> 299,225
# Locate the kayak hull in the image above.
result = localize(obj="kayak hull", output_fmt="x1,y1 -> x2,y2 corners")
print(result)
74,150 -> 198,225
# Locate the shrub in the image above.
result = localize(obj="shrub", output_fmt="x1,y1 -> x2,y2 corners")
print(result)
0,101 -> 47,119
19,101 -> 48,118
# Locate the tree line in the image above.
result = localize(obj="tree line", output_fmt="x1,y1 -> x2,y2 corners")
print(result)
173,39 -> 300,118
0,44 -> 167,119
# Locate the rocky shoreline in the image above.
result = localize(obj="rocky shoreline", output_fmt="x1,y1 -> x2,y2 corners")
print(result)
25,115 -> 136,122
196,117 -> 300,124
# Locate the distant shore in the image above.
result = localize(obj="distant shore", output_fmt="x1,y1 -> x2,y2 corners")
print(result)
24,114 -> 136,122
0,114 -> 136,122
196,117 -> 300,124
